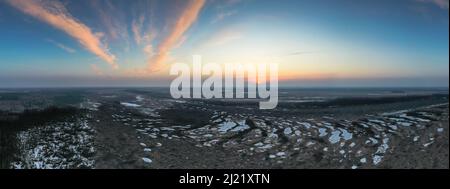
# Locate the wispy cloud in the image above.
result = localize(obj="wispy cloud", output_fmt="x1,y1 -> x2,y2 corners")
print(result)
417,0 -> 449,10
217,0 -> 242,9
7,0 -> 118,69
132,15 -> 145,45
205,29 -> 242,46
146,0 -> 206,72
212,0 -> 241,23
212,10 -> 238,23
46,39 -> 76,53
91,0 -> 129,42
143,44 -> 154,57
130,0 -> 157,46
284,51 -> 319,57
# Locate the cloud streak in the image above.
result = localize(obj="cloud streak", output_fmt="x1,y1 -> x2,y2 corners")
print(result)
212,10 -> 237,23
91,0 -> 129,43
46,39 -> 76,53
132,15 -> 145,45
146,0 -> 205,72
205,29 -> 242,46
417,0 -> 449,10
7,0 -> 118,69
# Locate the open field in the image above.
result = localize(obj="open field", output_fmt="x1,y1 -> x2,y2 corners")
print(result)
1,88 -> 448,169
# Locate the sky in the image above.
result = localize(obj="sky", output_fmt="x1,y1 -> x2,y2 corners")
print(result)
0,0 -> 448,87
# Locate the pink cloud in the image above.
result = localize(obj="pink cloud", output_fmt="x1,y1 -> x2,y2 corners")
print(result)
7,0 -> 118,69
132,15 -> 145,45
146,0 -> 206,72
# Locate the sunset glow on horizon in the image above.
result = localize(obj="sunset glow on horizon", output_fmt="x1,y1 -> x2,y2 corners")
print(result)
0,0 -> 448,87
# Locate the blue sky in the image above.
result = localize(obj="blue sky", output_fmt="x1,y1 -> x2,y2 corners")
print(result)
0,0 -> 448,87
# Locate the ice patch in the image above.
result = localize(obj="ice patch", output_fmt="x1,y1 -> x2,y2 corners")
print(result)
382,109 -> 410,116
216,119 -> 250,133
217,120 -> 237,133
258,144 -> 273,149
360,158 -> 367,163
121,102 -> 141,107
142,158 -> 152,163
399,114 -> 430,122
318,128 -> 328,137
338,128 -> 353,140
373,155 -> 383,165
366,137 -> 379,145
283,127 -> 292,135
254,142 -> 264,147
375,138 -> 389,154
328,130 -> 341,144
368,119 -> 385,125
276,152 -> 286,157
230,121 -> 250,132
299,122 -> 312,129
398,122 -> 413,127
136,96 -> 144,102
388,125 -> 398,130
423,141 -> 434,147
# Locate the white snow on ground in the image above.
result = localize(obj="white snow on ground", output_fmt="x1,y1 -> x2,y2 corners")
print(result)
217,119 -> 250,133
113,99 -> 447,169
360,158 -> 367,163
318,128 -> 328,137
283,127 -> 292,135
136,96 -> 144,102
326,128 -> 353,144
142,157 -> 152,163
81,100 -> 102,111
218,120 -> 237,133
328,130 -> 341,144
120,102 -> 141,107
230,120 -> 250,132
299,122 -> 312,129
366,137 -> 379,145
373,155 -> 383,165
12,117 -> 96,169
338,128 -> 353,140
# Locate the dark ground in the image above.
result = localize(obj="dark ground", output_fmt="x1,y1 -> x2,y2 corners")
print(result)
1,88 -> 449,169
